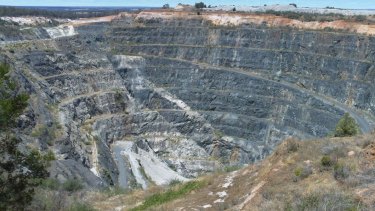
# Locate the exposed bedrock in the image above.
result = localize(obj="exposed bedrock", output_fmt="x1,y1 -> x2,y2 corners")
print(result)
111,17 -> 375,116
4,15 -> 375,189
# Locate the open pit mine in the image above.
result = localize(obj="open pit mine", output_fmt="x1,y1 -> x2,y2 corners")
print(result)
1,10 -> 375,191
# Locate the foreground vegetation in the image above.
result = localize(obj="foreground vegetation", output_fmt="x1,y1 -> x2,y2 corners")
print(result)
29,179 -> 95,211
257,134 -> 373,210
0,63 -> 53,210
86,132 -> 374,210
84,112 -> 370,210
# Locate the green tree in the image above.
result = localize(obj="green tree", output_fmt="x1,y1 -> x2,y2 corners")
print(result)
0,63 -> 29,130
162,4 -> 170,9
334,113 -> 360,137
195,2 -> 206,9
0,136 -> 51,210
0,62 -> 50,210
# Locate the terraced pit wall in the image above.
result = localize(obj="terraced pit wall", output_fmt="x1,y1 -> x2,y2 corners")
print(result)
2,12 -> 375,189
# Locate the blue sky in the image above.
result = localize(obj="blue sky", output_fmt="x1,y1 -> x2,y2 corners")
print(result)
0,0 -> 374,9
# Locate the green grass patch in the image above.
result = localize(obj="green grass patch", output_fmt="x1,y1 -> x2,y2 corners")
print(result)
101,185 -> 131,197
69,202 -> 96,211
62,179 -> 84,192
130,180 -> 206,211
41,178 -> 61,190
168,179 -> 182,186
223,165 -> 242,172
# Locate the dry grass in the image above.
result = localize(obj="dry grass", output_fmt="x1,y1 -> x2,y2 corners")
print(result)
187,135 -> 372,210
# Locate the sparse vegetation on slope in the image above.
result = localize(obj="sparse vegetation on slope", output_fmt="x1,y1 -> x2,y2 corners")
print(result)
110,134 -> 373,210
288,190 -> 364,211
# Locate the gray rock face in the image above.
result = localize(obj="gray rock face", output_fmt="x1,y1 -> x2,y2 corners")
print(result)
2,15 -> 375,189
49,160 -> 105,188
112,18 -> 375,115
0,26 -> 50,43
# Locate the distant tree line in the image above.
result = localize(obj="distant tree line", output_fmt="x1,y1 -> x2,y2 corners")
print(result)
0,6 -> 128,19
254,10 -> 372,23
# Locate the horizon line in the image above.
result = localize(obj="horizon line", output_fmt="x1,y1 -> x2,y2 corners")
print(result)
0,5 -> 159,7
0,4 -> 374,10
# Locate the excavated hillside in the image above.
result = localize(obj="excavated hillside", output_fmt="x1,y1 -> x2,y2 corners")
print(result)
1,11 -> 375,190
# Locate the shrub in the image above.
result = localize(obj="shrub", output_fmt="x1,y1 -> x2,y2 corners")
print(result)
0,138 -> 50,210
354,15 -> 366,22
0,62 -> 10,82
298,194 -> 319,209
62,179 -> 84,192
334,113 -> 360,137
28,189 -> 70,211
333,162 -> 351,180
291,190 -> 364,210
323,27 -> 335,32
45,150 -> 56,161
286,138 -> 299,153
168,179 -> 182,186
114,90 -> 126,109
301,166 -> 313,178
321,155 -> 333,167
294,165 -> 312,181
101,186 -> 129,197
294,167 -> 302,177
41,178 -> 61,190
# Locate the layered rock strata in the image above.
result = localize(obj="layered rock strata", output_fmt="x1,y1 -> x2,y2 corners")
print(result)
2,12 -> 375,189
